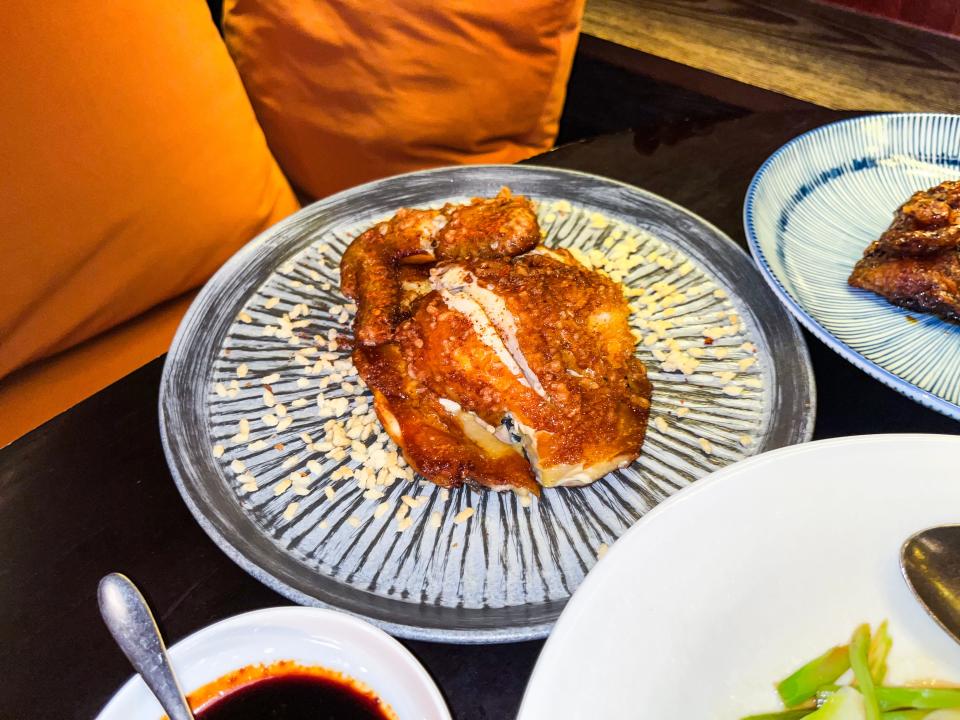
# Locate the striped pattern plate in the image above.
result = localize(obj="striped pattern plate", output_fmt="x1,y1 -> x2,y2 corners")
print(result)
746,113 -> 960,419
160,165 -> 814,642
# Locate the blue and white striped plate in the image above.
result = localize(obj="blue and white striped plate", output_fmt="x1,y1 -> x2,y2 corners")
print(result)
745,113 -> 960,420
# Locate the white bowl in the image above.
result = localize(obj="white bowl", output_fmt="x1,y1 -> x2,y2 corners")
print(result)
96,606 -> 451,719
519,434 -> 960,719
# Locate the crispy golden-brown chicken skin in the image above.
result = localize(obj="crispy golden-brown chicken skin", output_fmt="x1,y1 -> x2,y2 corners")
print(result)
340,189 -> 652,493
849,180 -> 960,321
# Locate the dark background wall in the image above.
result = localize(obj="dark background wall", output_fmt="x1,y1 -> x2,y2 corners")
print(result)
818,0 -> 958,35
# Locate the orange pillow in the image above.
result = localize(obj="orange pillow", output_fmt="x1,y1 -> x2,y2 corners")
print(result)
222,0 -> 585,199
0,0 -> 298,381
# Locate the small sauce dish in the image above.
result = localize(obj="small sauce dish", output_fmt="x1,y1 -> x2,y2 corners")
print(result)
96,607 -> 451,720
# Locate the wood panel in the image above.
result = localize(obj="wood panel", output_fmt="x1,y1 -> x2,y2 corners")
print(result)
581,0 -> 960,111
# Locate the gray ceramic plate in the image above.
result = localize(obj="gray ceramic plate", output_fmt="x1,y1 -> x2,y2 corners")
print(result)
160,165 -> 815,643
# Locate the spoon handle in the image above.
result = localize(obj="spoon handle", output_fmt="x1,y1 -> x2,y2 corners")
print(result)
98,573 -> 195,720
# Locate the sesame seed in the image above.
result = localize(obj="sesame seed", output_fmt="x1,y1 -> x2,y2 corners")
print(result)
374,502 -> 390,519
597,543 -> 609,560
237,311 -> 253,323
654,417 -> 668,433
215,382 -> 228,398
248,440 -> 267,452
363,489 -> 384,500
265,297 -> 280,309
282,501 -> 299,520
347,516 -> 361,528
274,477 -> 292,495
454,507 -> 475,524
281,454 -> 300,470
236,363 -> 248,378
277,416 -> 294,431
212,444 -> 225,458
676,407 -> 691,418
324,486 -> 336,501
440,489 -> 450,502
262,413 -> 278,427
722,385 -> 743,397
230,459 -> 246,473
739,435 -> 754,447
699,438 -> 714,455
429,511 -> 442,528
297,377 -> 311,389
262,388 -> 276,407
738,357 -> 757,371
319,520 -> 328,529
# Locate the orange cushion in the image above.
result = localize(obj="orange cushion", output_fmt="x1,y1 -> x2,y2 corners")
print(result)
0,0 -> 299,382
0,292 -> 197,448
222,0 -> 585,199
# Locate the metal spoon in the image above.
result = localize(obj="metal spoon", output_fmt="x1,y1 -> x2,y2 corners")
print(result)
98,573 -> 196,720
901,525 -> 960,645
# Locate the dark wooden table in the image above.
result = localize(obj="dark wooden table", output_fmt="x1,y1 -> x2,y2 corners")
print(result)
2,109 -> 958,720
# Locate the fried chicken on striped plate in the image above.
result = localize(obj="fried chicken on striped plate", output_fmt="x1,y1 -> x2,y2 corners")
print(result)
341,188 -> 651,494
849,180 -> 960,321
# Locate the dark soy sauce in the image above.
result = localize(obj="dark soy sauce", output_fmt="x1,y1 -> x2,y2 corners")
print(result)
195,673 -> 391,720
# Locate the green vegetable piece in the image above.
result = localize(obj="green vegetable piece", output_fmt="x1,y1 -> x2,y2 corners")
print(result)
807,686 -> 867,719
850,624 -> 881,720
881,711 -> 932,720
779,645 -> 852,707
924,711 -> 960,720
875,688 -> 960,712
869,621 -> 893,685
740,710 -> 816,720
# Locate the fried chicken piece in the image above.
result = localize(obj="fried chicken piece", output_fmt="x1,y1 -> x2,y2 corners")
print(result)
403,252 -> 652,488
353,344 -> 539,494
850,180 -> 960,321
340,188 -> 539,346
341,189 -> 651,493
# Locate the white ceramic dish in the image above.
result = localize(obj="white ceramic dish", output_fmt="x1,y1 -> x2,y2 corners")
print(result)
96,606 -> 451,720
519,434 -> 960,719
